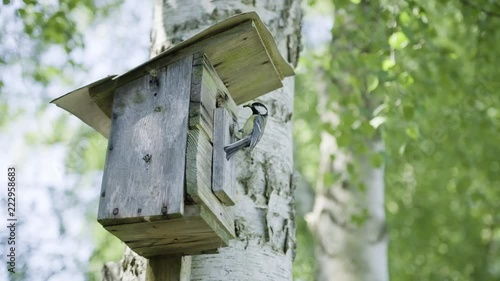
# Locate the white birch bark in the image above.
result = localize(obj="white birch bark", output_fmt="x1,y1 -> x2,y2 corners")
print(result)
306,79 -> 388,281
102,1 -> 302,280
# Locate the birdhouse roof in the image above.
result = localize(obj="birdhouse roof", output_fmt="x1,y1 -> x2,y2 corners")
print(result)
51,12 -> 294,138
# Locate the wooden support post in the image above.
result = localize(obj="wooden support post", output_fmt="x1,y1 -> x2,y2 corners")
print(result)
147,256 -> 192,281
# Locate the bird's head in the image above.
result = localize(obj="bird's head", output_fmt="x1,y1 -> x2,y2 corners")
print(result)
244,102 -> 268,116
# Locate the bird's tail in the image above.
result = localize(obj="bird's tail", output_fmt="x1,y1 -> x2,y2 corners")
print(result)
224,136 -> 251,160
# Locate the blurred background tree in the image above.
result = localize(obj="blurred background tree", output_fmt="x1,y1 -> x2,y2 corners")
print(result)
295,0 -> 500,280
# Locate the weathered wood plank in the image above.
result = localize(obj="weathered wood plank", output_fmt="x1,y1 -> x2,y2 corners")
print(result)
147,256 -> 191,281
212,108 -> 236,206
89,77 -> 118,118
185,129 -> 236,237
161,56 -> 193,217
53,14 -> 295,140
105,205 -> 232,257
190,53 -> 227,142
201,55 -> 238,118
189,102 -> 214,142
188,53 -> 238,142
50,75 -> 116,138
188,102 -> 213,142
98,55 -> 193,222
92,21 -> 281,119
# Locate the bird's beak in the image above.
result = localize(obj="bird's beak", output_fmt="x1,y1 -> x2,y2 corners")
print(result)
243,104 -> 251,108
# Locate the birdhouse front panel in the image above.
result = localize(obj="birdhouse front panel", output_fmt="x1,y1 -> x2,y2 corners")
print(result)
98,56 -> 192,222
97,53 -> 237,257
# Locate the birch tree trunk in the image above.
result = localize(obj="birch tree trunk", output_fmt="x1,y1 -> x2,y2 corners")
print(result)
306,134 -> 388,281
102,1 -> 302,280
305,16 -> 389,281
303,0 -> 389,278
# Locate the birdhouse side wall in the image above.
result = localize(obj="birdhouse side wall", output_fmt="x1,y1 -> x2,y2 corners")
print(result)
185,54 -> 236,237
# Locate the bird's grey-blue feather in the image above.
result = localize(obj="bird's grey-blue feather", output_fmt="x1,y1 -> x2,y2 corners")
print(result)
224,135 -> 251,160
250,115 -> 265,149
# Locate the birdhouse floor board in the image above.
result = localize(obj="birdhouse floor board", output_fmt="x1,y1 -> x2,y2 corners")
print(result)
103,205 -> 231,258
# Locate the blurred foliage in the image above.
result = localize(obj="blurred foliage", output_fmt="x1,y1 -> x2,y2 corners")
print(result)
87,211 -> 124,281
0,0 -> 121,87
1,0 -> 124,280
294,0 -> 500,280
293,216 -> 316,281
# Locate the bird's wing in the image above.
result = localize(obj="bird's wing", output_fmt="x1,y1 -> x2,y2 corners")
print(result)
249,115 -> 265,149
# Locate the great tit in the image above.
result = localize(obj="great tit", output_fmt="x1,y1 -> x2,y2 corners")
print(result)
224,102 -> 268,160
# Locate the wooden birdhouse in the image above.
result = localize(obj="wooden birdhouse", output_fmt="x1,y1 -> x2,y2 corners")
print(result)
51,12 -> 293,258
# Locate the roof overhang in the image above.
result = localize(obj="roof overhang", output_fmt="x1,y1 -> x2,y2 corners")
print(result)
51,12 -> 294,138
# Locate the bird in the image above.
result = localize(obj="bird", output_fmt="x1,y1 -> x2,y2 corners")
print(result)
224,102 -> 268,160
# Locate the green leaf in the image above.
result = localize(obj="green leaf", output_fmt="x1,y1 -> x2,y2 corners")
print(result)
405,126 -> 419,140
347,163 -> 355,176
403,105 -> 414,120
399,143 -> 406,156
399,11 -> 411,26
370,152 -> 385,168
351,209 -> 369,226
322,122 -> 336,135
369,116 -> 386,129
367,74 -> 379,93
359,121 -> 375,137
16,8 -> 27,18
336,133 -> 350,147
323,173 -> 335,187
389,31 -> 409,49
382,58 -> 395,70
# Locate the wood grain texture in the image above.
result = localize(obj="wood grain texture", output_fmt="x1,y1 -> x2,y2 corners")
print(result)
185,129 -> 236,238
116,20 -> 282,105
50,75 -> 117,138
87,21 -> 280,134
189,55 -> 217,141
105,205 -> 232,258
147,256 -> 191,281
212,108 -> 236,206
98,55 -> 193,223
52,13 -> 295,140
89,77 -> 118,118
188,102 -> 213,142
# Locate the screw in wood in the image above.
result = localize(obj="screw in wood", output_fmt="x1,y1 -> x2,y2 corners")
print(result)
113,208 -> 119,215
101,192 -> 106,197
161,207 -> 168,214
143,154 -> 152,163
137,208 -> 142,214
